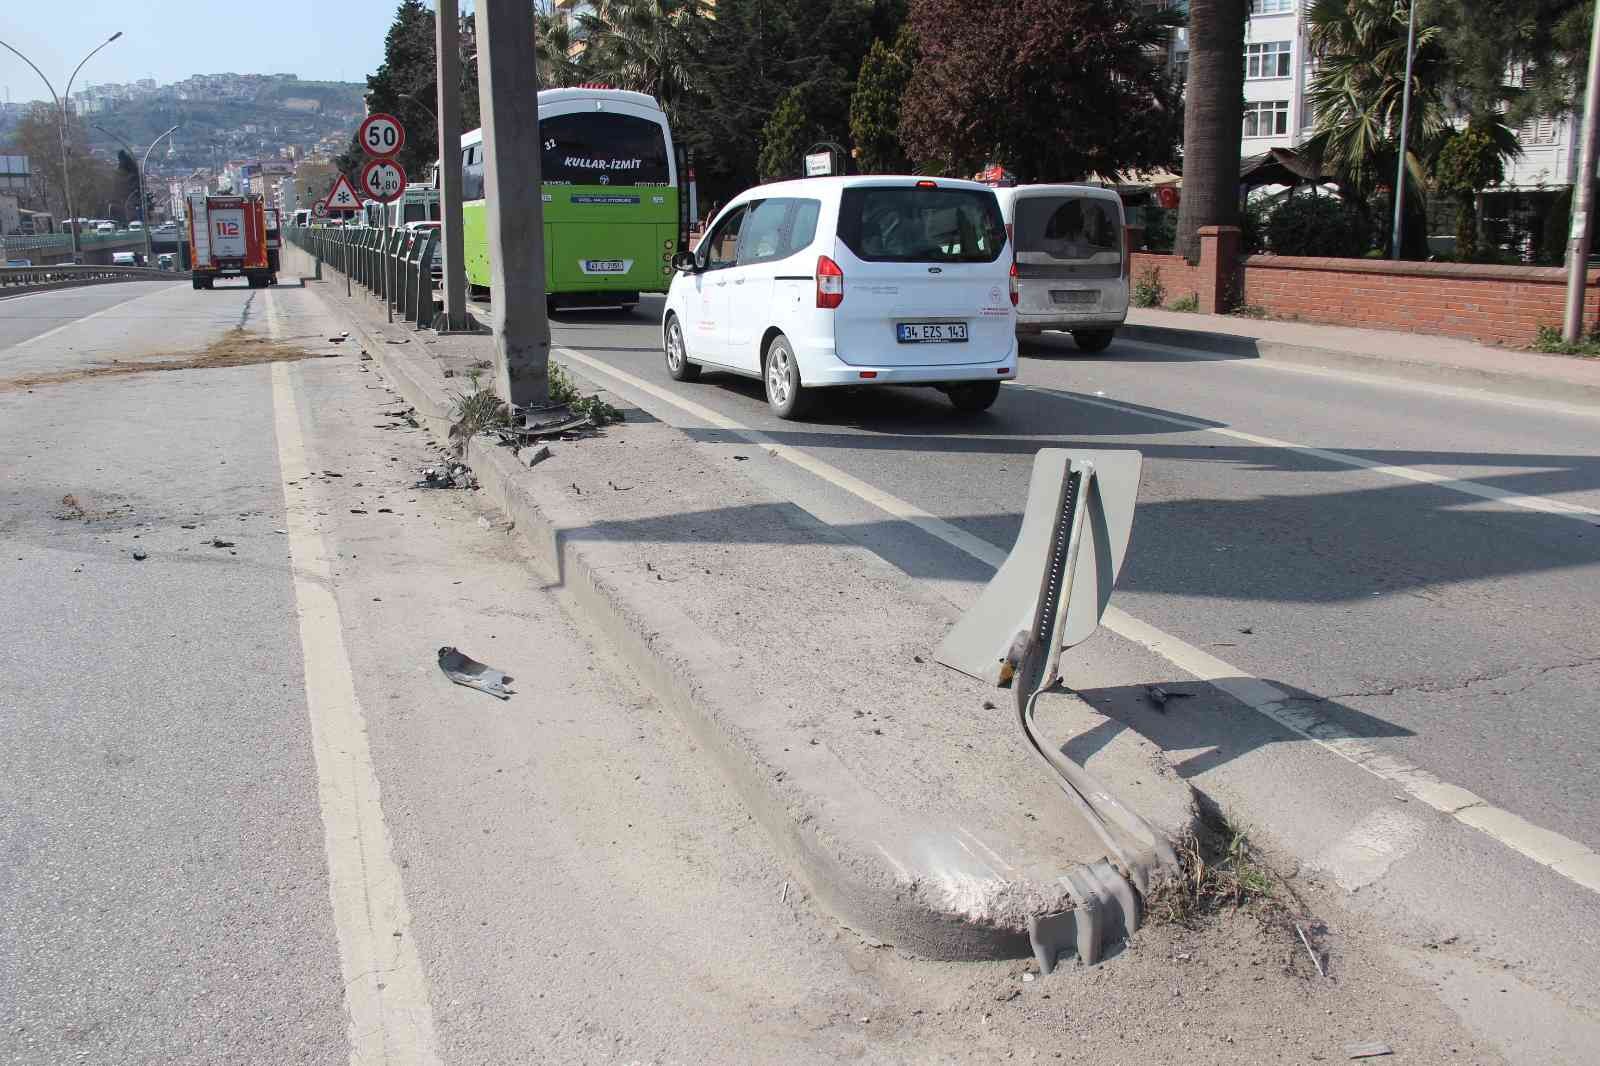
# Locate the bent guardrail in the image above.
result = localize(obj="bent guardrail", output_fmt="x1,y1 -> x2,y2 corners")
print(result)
286,224 -> 442,331
1,263 -> 188,293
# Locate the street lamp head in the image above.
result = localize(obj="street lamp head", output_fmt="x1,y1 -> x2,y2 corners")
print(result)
109,31 -> 123,42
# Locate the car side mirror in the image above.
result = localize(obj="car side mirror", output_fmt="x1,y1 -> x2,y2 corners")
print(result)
672,250 -> 699,273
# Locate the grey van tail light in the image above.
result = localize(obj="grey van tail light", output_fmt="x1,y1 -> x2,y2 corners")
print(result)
817,255 -> 844,309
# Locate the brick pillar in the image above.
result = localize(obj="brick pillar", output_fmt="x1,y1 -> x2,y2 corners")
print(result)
1197,225 -> 1242,314
1122,225 -> 1144,279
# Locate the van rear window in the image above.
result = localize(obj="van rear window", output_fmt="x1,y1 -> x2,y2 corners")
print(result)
1013,195 -> 1121,261
838,187 -> 1006,263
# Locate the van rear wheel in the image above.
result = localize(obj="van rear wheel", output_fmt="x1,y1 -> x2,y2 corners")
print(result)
764,334 -> 812,420
946,381 -> 1001,413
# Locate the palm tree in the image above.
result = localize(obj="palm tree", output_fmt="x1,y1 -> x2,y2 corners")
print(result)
575,0 -> 709,109
537,11 -> 591,89
1175,0 -> 1250,263
1301,0 -> 1450,254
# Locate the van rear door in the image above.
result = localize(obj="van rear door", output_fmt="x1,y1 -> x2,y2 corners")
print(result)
831,184 -> 1012,367
1012,190 -> 1123,312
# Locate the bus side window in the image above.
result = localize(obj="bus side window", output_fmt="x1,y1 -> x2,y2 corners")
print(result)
462,146 -> 484,199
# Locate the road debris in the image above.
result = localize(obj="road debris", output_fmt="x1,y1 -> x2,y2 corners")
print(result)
437,646 -> 514,700
524,444 -> 552,467
1297,922 -> 1327,978
415,463 -> 476,490
1144,684 -> 1195,710
1344,1042 -> 1393,1059
209,538 -> 235,548
131,548 -> 147,561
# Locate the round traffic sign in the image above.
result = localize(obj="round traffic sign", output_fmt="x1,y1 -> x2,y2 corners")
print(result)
312,199 -> 328,218
360,157 -> 408,203
358,112 -> 406,158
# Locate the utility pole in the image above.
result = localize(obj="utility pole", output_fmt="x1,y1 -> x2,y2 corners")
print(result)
434,0 -> 470,331
1390,0 -> 1417,261
1564,0 -> 1600,343
476,0 -> 551,409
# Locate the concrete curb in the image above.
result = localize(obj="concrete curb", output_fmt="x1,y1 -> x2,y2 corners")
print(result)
1119,322 -> 1600,407
297,264 -> 1197,962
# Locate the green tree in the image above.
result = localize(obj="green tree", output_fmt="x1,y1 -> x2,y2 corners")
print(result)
758,85 -> 817,181
674,0 -> 880,204
1175,0 -> 1249,262
536,11 -> 592,88
1302,0 -> 1448,257
849,27 -> 916,173
336,0 -> 481,186
1432,124 -> 1506,260
3,103 -> 117,222
576,0 -> 708,107
1429,0 -> 1592,125
898,0 -> 1183,184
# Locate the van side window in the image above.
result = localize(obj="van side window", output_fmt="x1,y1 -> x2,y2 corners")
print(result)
702,205 -> 747,270
462,145 -> 484,200
736,199 -> 791,265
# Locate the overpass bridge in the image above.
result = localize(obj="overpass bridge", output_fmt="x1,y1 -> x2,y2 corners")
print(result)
1,228 -> 190,267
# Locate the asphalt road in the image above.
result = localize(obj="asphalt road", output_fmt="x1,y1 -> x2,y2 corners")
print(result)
0,275 -> 1583,1063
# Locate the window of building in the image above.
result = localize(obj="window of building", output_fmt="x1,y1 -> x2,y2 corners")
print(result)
1519,115 -> 1561,145
1250,0 -> 1294,13
1246,41 -> 1292,79
1173,49 -> 1189,88
1243,100 -> 1290,138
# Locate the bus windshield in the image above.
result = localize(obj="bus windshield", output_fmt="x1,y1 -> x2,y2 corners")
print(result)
540,112 -> 670,187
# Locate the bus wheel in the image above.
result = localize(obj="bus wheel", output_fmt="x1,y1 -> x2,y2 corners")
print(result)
664,314 -> 701,382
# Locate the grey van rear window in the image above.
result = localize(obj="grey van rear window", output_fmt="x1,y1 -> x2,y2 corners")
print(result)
1014,196 -> 1121,260
838,187 -> 1006,263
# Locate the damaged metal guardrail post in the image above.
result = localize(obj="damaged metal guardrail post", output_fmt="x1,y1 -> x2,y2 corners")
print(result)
936,449 -> 1177,974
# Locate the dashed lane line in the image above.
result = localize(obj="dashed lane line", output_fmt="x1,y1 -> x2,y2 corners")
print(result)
556,344 -> 1600,897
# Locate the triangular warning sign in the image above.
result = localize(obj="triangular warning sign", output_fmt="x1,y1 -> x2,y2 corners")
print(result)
325,174 -> 363,210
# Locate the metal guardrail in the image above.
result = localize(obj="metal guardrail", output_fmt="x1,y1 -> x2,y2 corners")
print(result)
0,263 -> 186,290
287,224 -> 442,331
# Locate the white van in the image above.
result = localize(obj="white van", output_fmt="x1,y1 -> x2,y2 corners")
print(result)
991,184 -> 1128,352
111,251 -> 137,265
663,176 -> 1017,419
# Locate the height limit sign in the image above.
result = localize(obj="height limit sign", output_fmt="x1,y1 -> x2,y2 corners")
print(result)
357,112 -> 407,203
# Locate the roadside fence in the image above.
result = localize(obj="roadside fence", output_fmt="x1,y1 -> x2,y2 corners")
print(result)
286,225 -> 441,330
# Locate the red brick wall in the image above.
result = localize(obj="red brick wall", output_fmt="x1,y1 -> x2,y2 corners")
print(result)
1129,253 -> 1200,302
1241,256 -> 1600,347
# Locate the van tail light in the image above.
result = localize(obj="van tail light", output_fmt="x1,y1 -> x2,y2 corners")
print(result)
817,255 -> 844,309
1009,259 -> 1019,307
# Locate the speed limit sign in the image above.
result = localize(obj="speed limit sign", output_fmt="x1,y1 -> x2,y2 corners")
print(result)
358,112 -> 405,157
360,157 -> 408,203
312,199 -> 328,219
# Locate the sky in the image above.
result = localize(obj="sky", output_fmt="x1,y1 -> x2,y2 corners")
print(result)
0,1 -> 455,105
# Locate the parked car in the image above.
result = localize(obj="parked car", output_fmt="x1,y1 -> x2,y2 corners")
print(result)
662,176 -> 1017,419
128,221 -> 143,231
111,251 -> 137,265
990,184 -> 1128,352
157,253 -> 174,270
96,221 -> 116,234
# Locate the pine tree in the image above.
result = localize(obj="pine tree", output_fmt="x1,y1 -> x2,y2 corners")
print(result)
849,28 -> 916,174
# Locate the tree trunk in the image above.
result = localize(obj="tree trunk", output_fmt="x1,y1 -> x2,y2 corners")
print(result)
1175,0 -> 1249,263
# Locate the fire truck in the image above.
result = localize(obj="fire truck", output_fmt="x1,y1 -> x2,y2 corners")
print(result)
186,193 -> 275,290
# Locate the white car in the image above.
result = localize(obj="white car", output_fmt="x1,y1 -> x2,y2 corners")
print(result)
128,221 -> 144,231
662,175 -> 1017,419
96,221 -> 115,234
991,184 -> 1128,352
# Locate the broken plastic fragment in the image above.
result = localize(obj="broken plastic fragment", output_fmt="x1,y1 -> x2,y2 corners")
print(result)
437,646 -> 514,700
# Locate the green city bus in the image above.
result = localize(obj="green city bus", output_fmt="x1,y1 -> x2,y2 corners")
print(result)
446,86 -> 685,311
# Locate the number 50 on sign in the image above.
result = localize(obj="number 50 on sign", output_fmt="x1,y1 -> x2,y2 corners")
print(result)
360,158 -> 408,203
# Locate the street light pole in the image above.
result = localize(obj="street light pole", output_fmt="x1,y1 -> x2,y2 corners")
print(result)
0,31 -> 122,262
1563,1 -> 1600,343
1389,0 -> 1417,261
97,121 -> 176,263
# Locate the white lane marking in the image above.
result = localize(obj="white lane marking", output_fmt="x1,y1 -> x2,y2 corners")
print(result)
0,282 -> 184,354
1014,383 -> 1600,526
558,346 -> 1600,897
1114,335 -> 1600,422
1313,806 -> 1428,892
268,301 -> 442,1065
